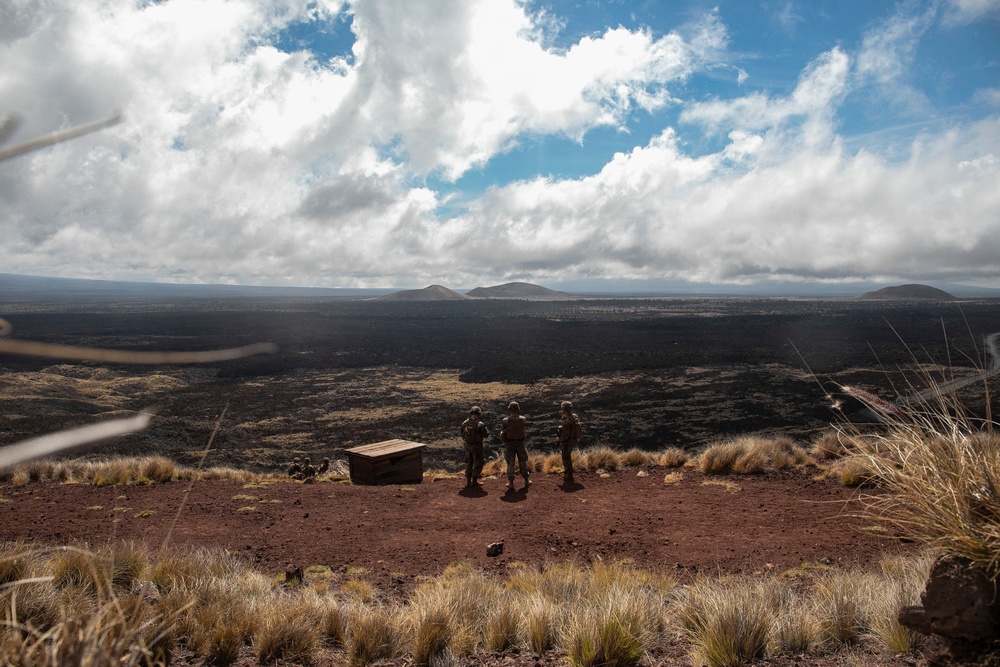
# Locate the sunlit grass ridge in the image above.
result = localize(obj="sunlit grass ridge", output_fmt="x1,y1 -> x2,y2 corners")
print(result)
0,543 -> 931,666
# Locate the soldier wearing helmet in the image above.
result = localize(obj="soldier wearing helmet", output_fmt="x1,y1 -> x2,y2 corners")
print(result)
500,401 -> 530,492
460,406 -> 490,488
558,400 -> 583,483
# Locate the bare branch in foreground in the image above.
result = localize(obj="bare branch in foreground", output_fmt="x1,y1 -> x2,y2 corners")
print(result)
0,113 -> 122,161
0,413 -> 152,469
0,338 -> 277,363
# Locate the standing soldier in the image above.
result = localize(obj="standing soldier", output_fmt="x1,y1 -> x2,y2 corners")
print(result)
558,401 -> 583,483
500,401 -> 530,492
461,406 -> 490,488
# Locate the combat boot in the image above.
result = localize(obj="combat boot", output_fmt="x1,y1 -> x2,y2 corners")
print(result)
522,473 -> 531,488
506,479 -> 515,492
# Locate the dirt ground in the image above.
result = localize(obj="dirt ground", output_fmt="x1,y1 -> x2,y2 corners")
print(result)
0,467 -> 904,590
1,464 -> 928,667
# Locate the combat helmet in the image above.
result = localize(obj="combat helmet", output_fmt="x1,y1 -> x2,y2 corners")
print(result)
470,406 -> 482,415
507,401 -> 520,412
561,401 -> 574,410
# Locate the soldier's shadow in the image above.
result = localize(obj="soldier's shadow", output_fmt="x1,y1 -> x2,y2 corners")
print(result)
560,480 -> 584,493
458,485 -> 488,498
499,487 -> 528,503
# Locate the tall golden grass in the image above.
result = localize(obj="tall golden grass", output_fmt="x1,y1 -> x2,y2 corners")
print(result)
840,363 -> 1000,575
698,435 -> 811,475
0,456 -> 276,487
0,542 -> 932,666
677,553 -> 931,667
7,433 -> 851,491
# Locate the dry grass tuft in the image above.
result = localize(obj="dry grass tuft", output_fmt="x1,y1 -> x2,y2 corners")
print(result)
253,597 -> 321,665
483,594 -> 520,651
480,455 -> 505,477
657,447 -> 689,468
680,577 -> 779,667
345,604 -> 401,667
698,435 -> 810,475
542,453 -> 565,474
812,570 -> 869,645
841,366 -> 1000,575
6,456 -> 279,487
619,448 -> 654,467
582,447 -> 620,471
825,455 -> 877,487
809,429 -> 848,461
0,541 -> 934,665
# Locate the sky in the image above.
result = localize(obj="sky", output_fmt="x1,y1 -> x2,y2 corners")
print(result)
1,0 -> 999,291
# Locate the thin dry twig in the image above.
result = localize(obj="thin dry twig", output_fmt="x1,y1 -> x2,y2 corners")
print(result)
0,315 -> 276,362
0,113 -> 121,161
0,412 -> 152,469
0,337 -> 277,363
161,403 -> 228,552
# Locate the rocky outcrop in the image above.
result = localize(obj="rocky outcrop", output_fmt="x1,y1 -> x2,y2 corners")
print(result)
899,555 -> 1000,666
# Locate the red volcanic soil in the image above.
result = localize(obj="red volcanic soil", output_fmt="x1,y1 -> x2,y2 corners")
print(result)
1,468 -> 903,588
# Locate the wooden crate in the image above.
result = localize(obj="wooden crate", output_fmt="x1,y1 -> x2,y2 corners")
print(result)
345,439 -> 426,485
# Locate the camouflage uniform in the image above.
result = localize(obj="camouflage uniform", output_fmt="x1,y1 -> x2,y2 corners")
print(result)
501,401 -> 530,490
461,407 -> 490,485
558,401 -> 582,481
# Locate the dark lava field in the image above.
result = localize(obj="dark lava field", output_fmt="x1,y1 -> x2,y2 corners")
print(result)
1,296 -> 996,471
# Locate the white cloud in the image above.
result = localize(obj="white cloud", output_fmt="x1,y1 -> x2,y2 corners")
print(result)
1,0 -> 723,286
446,114 -> 1000,284
943,0 -> 1000,24
854,3 -> 937,114
973,87 -> 1000,107
1,0 -> 998,288
775,1 -> 804,33
680,47 -> 851,151
344,0 -> 713,180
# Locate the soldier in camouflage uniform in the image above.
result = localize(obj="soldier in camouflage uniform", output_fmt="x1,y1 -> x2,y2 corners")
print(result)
500,401 -> 530,492
558,400 -> 583,482
461,406 -> 490,487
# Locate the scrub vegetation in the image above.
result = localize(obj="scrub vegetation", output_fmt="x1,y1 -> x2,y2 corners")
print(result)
0,543 -> 932,667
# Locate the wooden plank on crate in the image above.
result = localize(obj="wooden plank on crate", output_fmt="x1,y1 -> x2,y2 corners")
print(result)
345,439 -> 426,485
345,439 -> 425,460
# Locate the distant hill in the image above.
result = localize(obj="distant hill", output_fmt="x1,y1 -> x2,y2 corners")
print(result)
467,282 -> 570,299
857,284 -> 958,301
376,284 -> 471,301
